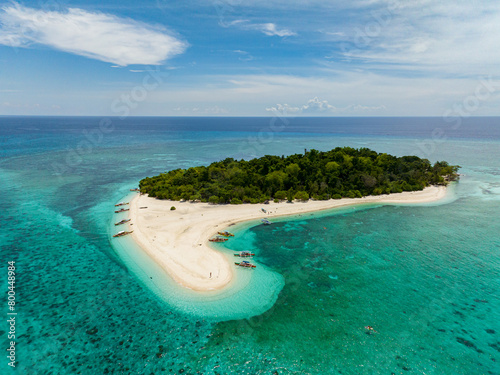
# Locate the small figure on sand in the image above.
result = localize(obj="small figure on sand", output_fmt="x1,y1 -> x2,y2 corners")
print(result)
210,272 -> 212,279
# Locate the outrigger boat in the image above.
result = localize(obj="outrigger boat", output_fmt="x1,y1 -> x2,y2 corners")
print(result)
113,230 -> 133,238
114,202 -> 129,207
217,231 -> 234,237
261,219 -> 272,225
115,208 -> 129,213
234,260 -> 256,268
115,219 -> 131,226
234,251 -> 255,257
209,237 -> 228,242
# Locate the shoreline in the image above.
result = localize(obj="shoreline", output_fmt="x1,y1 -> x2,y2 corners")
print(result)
127,185 -> 448,292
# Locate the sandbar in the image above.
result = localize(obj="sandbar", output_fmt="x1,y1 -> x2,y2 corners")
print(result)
127,185 -> 447,291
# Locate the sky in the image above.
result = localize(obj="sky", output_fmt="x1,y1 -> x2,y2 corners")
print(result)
1,0 -> 500,116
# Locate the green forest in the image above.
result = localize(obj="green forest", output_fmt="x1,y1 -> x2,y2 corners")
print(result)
139,147 -> 460,204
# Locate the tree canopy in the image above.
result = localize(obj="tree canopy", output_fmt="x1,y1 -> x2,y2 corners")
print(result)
139,147 -> 460,204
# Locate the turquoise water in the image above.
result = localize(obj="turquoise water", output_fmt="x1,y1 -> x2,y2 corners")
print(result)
1,117 -> 499,374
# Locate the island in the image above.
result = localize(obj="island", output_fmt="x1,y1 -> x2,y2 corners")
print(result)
126,148 -> 459,291
139,147 -> 459,203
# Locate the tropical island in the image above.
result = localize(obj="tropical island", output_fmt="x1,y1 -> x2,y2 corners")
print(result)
117,147 -> 460,292
139,147 -> 460,203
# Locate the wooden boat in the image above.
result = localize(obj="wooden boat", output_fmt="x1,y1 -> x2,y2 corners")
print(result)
217,231 -> 234,237
113,230 -> 133,238
209,237 -> 228,242
234,261 -> 256,268
114,202 -> 129,207
234,251 -> 255,257
115,208 -> 129,213
261,219 -> 272,225
115,219 -> 131,226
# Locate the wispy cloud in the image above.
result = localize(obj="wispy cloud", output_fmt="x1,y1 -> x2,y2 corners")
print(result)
256,23 -> 296,37
227,19 -> 296,37
0,3 -> 187,66
319,1 -> 500,76
233,50 -> 255,61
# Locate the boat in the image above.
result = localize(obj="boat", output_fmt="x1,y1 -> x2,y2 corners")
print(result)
234,260 -> 256,268
114,202 -> 129,207
261,219 -> 272,225
234,251 -> 255,257
114,219 -> 131,226
130,188 -> 140,192
209,237 -> 228,242
217,231 -> 234,237
113,230 -> 133,238
115,208 -> 129,213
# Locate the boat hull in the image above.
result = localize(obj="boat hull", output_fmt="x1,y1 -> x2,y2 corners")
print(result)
234,262 -> 256,268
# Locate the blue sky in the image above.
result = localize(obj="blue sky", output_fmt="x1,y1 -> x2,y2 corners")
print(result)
1,0 -> 500,116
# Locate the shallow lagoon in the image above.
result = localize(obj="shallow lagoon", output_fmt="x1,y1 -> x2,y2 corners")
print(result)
1,117 -> 499,374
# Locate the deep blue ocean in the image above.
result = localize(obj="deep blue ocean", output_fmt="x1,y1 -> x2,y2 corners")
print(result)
1,116 -> 499,374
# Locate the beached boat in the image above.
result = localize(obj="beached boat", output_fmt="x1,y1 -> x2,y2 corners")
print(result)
115,208 -> 129,213
261,219 -> 272,225
217,231 -> 234,237
114,202 -> 129,207
113,230 -> 133,238
209,237 -> 228,242
234,251 -> 255,257
234,260 -> 256,268
114,219 -> 131,226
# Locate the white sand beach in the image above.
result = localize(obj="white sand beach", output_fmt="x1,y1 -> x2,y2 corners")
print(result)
128,185 -> 447,291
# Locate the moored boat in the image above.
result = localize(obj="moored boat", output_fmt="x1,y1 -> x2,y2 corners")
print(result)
234,260 -> 256,268
113,230 -> 133,238
115,208 -> 129,213
130,188 -> 140,191
234,251 -> 255,257
114,202 -> 129,207
115,219 -> 131,226
209,237 -> 228,242
217,231 -> 234,237
261,219 -> 272,225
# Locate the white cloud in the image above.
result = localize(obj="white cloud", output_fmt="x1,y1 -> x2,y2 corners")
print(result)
133,71 -> 500,116
226,19 -> 296,37
257,23 -> 296,37
0,3 -> 187,66
266,97 -> 386,114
